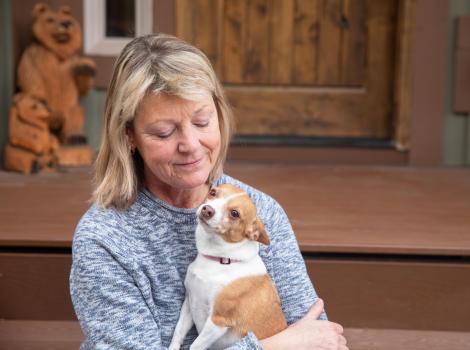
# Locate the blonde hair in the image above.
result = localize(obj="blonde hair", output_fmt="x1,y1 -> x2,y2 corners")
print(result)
93,34 -> 234,209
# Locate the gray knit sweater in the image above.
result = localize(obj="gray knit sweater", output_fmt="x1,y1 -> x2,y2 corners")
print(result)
70,174 -> 326,350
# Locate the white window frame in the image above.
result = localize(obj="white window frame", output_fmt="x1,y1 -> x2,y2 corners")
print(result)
83,0 -> 153,56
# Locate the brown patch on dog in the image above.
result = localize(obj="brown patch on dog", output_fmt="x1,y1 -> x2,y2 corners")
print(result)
211,274 -> 287,340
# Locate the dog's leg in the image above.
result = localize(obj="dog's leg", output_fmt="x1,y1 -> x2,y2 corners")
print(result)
169,297 -> 194,350
189,318 -> 228,350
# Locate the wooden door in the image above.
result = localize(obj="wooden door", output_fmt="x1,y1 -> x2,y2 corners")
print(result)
176,0 -> 397,141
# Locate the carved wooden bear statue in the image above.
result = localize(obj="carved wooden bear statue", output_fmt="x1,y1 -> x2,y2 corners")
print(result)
17,3 -> 96,144
4,93 -> 59,174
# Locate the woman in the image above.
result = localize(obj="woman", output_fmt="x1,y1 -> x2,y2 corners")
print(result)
70,34 -> 347,350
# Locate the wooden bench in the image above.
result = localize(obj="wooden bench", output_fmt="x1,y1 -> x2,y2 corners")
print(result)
1,320 -> 469,350
1,164 -> 470,347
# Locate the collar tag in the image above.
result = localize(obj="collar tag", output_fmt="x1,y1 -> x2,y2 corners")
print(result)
220,257 -> 231,265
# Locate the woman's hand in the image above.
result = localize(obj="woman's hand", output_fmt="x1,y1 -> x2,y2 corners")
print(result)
259,299 -> 348,350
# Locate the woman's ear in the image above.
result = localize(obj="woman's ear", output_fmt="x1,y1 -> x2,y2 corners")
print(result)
247,217 -> 270,245
125,121 -> 135,151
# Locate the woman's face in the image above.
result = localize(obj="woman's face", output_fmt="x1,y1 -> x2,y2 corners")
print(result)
129,93 -> 221,191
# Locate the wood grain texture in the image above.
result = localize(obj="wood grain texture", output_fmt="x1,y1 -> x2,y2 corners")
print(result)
223,0 -> 247,83
244,0 -> 270,83
317,0 -> 342,85
1,165 -> 469,256
224,164 -> 470,256
192,0 -> 220,73
453,16 -> 470,113
307,259 -> 470,331
364,0 -> 397,138
228,145 -> 407,164
394,0 -> 416,151
343,328 -> 470,350
177,0 -> 397,138
227,86 -> 371,137
408,0 -> 449,166
0,320 -> 83,349
293,0 -> 320,84
0,168 -> 92,247
340,0 -> 366,85
270,0 -> 294,84
0,253 -> 75,320
175,0 -> 194,43
2,321 -> 469,350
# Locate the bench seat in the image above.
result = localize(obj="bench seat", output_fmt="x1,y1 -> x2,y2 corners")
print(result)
1,320 -> 469,350
1,164 -> 470,344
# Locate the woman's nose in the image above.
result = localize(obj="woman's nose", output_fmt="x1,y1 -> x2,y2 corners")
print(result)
177,125 -> 199,153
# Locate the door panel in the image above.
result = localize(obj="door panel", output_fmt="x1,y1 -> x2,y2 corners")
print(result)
176,0 -> 397,138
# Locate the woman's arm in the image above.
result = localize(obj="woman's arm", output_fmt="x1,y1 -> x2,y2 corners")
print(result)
260,299 -> 348,350
258,199 -> 348,350
264,199 -> 325,322
70,233 -> 165,349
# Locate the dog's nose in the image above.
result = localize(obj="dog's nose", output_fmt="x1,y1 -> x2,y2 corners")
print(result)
201,205 -> 215,219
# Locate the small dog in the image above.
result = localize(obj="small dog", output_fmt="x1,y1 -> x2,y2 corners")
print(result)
169,184 -> 287,350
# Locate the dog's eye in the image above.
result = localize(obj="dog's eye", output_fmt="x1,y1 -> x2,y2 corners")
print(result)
230,209 -> 240,219
47,17 -> 54,23
209,189 -> 216,197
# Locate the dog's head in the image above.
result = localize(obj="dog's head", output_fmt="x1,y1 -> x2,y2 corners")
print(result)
197,184 -> 270,245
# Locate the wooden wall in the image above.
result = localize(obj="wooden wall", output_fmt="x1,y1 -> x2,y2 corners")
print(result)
176,0 -> 396,139
443,0 -> 470,166
0,0 -> 14,166
0,0 -> 469,165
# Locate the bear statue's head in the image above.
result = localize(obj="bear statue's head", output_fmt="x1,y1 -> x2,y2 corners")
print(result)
31,3 -> 82,60
14,93 -> 50,125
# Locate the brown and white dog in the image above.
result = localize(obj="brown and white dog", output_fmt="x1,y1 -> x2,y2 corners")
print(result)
169,184 -> 287,350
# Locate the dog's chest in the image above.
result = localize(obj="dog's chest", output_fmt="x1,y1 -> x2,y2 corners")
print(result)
185,262 -> 225,333
184,256 -> 267,333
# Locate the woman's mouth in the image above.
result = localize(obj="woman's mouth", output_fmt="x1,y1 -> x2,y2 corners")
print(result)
174,157 -> 204,169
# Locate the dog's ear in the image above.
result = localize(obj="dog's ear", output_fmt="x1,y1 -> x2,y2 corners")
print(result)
246,216 -> 270,245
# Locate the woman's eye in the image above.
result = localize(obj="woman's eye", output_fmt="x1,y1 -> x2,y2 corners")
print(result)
194,120 -> 209,128
153,129 -> 174,138
157,133 -> 171,139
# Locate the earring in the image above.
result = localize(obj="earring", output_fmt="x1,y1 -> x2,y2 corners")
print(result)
129,146 -> 135,156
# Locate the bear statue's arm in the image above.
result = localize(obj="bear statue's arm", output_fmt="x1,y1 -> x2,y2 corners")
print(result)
71,56 -> 96,96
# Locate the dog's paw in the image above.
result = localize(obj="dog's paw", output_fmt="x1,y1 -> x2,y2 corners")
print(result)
168,342 -> 181,350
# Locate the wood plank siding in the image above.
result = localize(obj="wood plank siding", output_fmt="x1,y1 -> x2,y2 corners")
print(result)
176,0 -> 397,139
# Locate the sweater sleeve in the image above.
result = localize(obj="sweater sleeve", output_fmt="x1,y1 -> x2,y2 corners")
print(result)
70,233 -> 165,350
264,199 -> 328,324
224,332 -> 263,349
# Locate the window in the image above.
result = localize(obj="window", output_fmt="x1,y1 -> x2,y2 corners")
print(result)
83,0 -> 153,56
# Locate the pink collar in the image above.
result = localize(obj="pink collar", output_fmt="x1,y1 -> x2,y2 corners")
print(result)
202,254 -> 242,265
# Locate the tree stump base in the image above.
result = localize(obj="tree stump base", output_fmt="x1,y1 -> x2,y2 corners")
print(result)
56,146 -> 94,167
3,144 -> 55,174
